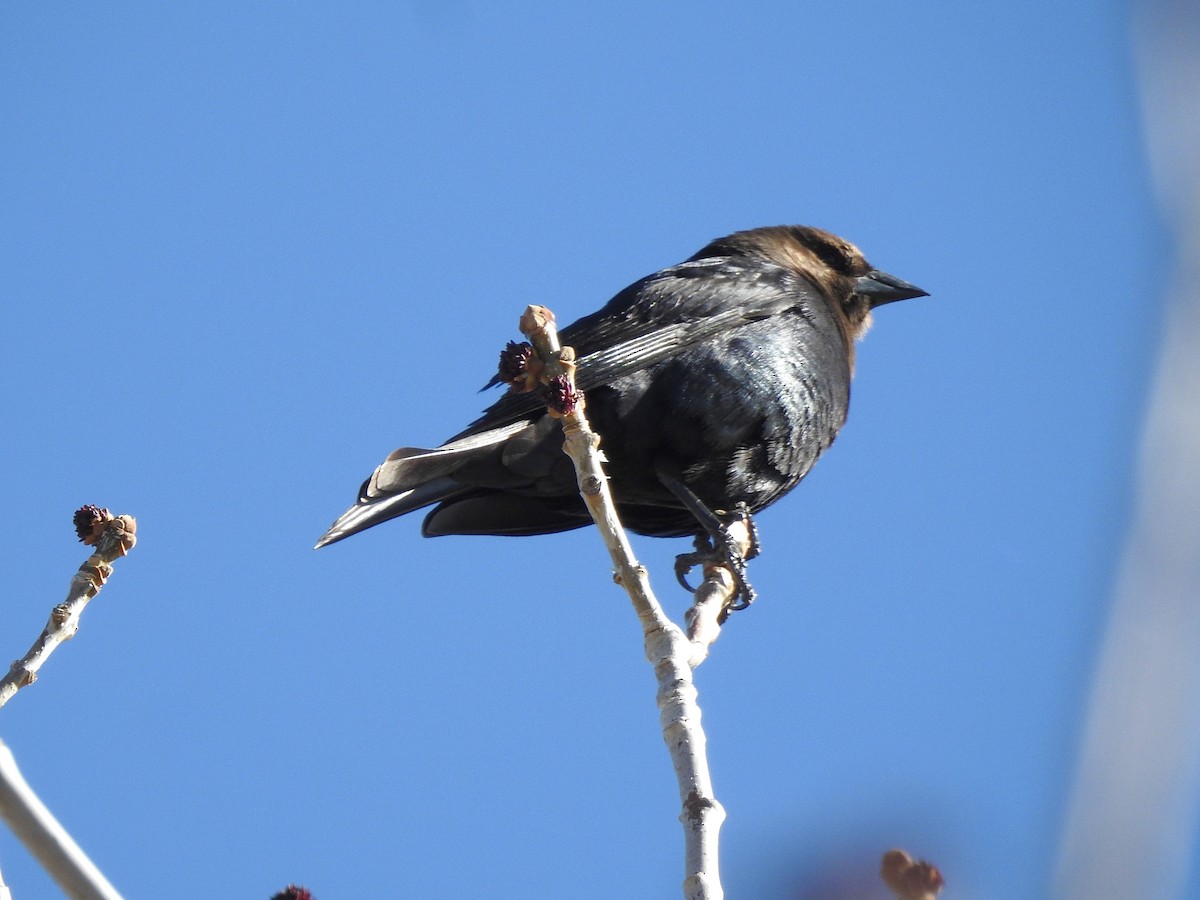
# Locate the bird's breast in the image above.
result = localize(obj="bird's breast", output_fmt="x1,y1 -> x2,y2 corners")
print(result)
588,312 -> 852,514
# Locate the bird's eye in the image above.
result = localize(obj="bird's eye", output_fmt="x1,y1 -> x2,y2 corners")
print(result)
810,240 -> 854,274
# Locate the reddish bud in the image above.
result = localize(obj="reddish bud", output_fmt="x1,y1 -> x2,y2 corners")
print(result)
73,505 -> 112,545
545,374 -> 581,417
881,849 -> 943,899
497,340 -> 540,391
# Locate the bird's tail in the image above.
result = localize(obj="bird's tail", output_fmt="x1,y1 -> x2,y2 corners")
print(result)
314,422 -> 529,548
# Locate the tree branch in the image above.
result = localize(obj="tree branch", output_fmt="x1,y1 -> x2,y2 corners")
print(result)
0,739 -> 123,900
515,305 -> 727,899
0,507 -> 137,710
0,506 -> 134,898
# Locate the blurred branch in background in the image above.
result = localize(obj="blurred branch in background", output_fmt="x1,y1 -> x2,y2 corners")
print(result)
1054,2 -> 1200,897
0,741 -> 121,900
881,849 -> 943,900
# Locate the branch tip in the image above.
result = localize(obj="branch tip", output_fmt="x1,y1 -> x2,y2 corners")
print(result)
518,304 -> 556,338
0,507 -> 137,712
96,515 -> 137,558
72,506 -> 137,557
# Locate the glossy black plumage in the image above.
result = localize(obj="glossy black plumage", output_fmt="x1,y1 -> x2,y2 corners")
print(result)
316,225 -> 925,549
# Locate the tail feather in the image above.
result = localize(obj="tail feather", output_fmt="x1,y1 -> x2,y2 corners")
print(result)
316,422 -> 532,549
422,493 -> 591,537
315,477 -> 465,548
371,421 -> 531,493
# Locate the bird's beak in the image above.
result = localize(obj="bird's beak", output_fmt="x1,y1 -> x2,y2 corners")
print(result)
856,269 -> 928,307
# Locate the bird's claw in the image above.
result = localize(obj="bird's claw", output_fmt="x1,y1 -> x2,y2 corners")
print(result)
672,504 -> 761,613
674,535 -> 712,593
722,502 -> 760,612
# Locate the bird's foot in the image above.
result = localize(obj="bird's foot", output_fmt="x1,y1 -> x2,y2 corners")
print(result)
673,503 -> 761,613
674,535 -> 713,593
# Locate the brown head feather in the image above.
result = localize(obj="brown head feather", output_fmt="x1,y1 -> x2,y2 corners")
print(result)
691,225 -> 878,364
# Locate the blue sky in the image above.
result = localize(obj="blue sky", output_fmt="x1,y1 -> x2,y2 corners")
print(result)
0,1 -> 1177,897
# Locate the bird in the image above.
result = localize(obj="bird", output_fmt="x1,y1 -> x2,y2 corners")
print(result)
316,225 -> 925,603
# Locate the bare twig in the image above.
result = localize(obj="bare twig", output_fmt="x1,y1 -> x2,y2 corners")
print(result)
0,739 -> 123,900
0,507 -> 137,710
0,507 -> 133,898
517,305 -> 727,900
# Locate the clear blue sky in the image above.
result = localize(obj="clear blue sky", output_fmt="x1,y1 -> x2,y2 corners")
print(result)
0,1 -> 1174,897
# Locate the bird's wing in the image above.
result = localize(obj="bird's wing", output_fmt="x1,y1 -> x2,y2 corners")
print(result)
461,258 -> 822,435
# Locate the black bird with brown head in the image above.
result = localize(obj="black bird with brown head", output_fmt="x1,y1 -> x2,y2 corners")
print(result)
317,225 -> 925,603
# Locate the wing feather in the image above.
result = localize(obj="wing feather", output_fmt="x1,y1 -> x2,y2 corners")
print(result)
463,258 -> 820,435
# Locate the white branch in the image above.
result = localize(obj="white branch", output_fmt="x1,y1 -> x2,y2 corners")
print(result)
0,512 -> 137,710
519,305 -> 730,899
0,509 -> 134,897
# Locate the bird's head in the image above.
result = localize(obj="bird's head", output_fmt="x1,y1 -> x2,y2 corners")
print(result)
699,225 -> 928,342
